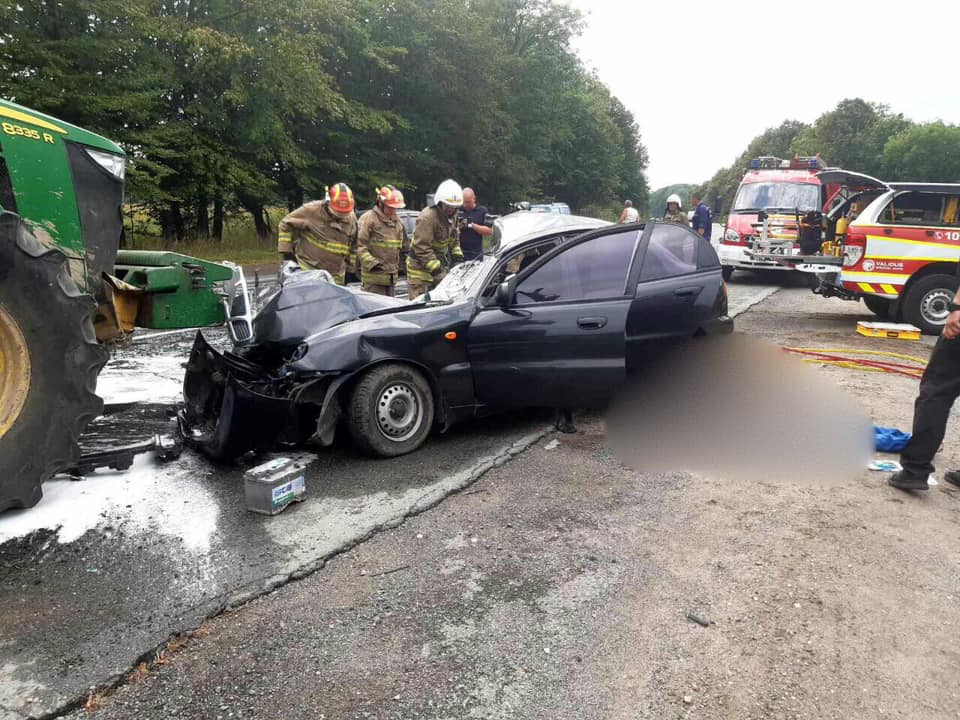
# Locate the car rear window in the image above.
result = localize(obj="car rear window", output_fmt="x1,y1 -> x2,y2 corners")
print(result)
883,191 -> 960,227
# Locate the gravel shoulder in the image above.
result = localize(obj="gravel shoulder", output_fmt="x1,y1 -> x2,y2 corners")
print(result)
71,282 -> 960,720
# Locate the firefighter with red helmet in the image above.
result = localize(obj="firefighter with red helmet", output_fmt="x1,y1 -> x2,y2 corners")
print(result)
277,182 -> 358,284
357,185 -> 409,296
407,179 -> 464,299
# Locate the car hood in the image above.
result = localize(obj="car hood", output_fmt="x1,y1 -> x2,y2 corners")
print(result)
253,272 -> 406,346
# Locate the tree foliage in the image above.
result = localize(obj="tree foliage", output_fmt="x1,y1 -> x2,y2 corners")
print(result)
695,98 -> 958,216
0,0 -> 648,243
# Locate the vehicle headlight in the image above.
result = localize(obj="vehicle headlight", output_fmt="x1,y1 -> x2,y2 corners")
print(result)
85,148 -> 126,181
723,228 -> 740,244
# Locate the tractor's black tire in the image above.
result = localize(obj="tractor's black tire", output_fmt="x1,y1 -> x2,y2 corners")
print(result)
862,294 -> 892,319
347,363 -> 434,457
0,213 -> 107,511
903,273 -> 959,336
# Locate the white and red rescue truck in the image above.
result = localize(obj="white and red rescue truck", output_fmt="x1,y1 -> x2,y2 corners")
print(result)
809,180 -> 960,334
718,155 -> 838,280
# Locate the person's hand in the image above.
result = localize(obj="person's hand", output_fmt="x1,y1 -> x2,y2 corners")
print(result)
943,310 -> 960,339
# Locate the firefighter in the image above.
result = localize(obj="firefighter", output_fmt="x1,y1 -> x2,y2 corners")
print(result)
277,182 -> 358,284
663,194 -> 687,225
406,179 -> 464,299
356,186 -> 408,296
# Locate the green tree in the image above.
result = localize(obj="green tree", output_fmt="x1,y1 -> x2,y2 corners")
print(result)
790,98 -> 911,177
883,122 -> 960,182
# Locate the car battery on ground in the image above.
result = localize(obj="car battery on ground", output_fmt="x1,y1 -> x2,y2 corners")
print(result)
856,321 -> 922,341
244,457 -> 309,515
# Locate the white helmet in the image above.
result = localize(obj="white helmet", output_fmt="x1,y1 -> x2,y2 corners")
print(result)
434,179 -> 464,208
667,193 -> 682,209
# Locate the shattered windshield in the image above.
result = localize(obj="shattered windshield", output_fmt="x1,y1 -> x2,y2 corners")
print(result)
733,183 -> 820,212
418,258 -> 491,302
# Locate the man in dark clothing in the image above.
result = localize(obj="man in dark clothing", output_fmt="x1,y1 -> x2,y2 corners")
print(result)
690,193 -> 712,243
458,187 -> 492,261
889,278 -> 960,491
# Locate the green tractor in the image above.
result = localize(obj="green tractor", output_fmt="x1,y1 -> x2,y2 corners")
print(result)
0,99 -> 251,511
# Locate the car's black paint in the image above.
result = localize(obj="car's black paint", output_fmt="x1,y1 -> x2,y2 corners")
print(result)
181,217 -> 732,460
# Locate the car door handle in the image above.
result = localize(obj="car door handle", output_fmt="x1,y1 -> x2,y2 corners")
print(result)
926,230 -> 936,237
674,286 -> 702,297
884,228 -> 893,235
578,316 -> 607,329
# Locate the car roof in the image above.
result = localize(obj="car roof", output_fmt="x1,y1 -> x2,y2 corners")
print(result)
491,211 -> 610,254
888,182 -> 960,194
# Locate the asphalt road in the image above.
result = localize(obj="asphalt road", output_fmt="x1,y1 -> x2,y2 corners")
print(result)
0,277 -> 781,720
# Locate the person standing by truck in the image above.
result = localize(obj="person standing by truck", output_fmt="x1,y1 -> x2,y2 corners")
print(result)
406,179 -> 464,299
356,186 -> 408,296
277,183 -> 358,284
690,192 -> 712,242
663,194 -> 687,225
889,277 -> 960,492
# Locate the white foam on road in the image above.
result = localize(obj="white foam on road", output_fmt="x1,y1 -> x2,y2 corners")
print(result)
0,453 -> 220,552
96,353 -> 186,405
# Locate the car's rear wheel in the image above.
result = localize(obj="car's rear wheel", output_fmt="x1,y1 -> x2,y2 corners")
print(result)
347,363 -> 434,457
721,266 -> 734,281
903,273 -> 958,335
862,294 -> 892,319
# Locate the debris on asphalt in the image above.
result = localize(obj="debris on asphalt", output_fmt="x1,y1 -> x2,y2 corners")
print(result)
686,612 -> 713,627
371,565 -> 411,577
868,459 -> 902,472
243,456 -> 309,515
544,439 -> 560,450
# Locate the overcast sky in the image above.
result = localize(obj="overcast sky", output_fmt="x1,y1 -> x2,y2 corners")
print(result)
569,0 -> 959,190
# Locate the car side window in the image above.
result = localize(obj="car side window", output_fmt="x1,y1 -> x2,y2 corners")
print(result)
514,229 -> 639,305
639,223 -> 699,282
883,192 -> 945,226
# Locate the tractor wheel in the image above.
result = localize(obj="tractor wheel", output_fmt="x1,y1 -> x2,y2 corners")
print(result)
0,213 -> 107,511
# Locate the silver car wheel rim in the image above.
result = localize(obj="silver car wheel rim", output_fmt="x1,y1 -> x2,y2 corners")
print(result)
376,382 -> 422,442
920,288 -> 953,326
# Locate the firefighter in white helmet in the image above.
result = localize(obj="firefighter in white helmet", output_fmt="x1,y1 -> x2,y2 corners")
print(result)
406,179 -> 464,299
663,193 -> 687,225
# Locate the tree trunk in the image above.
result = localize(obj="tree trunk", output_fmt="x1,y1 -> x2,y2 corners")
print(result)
195,195 -> 210,241
160,203 -> 184,246
212,198 -> 225,242
240,195 -> 271,244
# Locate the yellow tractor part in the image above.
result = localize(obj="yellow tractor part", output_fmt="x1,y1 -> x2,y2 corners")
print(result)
0,304 -> 30,440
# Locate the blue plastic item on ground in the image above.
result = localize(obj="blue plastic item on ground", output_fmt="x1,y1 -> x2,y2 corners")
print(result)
874,426 -> 911,453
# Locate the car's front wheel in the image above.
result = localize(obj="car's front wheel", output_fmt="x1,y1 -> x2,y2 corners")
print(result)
347,363 -> 434,457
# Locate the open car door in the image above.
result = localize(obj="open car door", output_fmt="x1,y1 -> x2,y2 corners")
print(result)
468,225 -> 646,411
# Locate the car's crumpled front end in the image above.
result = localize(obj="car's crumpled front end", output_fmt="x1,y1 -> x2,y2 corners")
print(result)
179,270 -> 408,461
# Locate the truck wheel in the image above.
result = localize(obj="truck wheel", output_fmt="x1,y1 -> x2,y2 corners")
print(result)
721,266 -> 734,281
347,363 -> 434,457
903,273 -> 959,335
0,214 -> 107,511
862,294 -> 892,319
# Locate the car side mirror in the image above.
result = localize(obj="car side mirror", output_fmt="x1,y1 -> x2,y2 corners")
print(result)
494,279 -> 515,307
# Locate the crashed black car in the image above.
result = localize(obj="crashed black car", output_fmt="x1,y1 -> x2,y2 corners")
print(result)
180,213 -> 733,460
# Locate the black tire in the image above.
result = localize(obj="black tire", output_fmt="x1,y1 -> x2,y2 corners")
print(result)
0,213 -> 107,511
862,294 -> 892,319
347,363 -> 434,457
903,273 -> 959,335
721,265 -> 734,281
